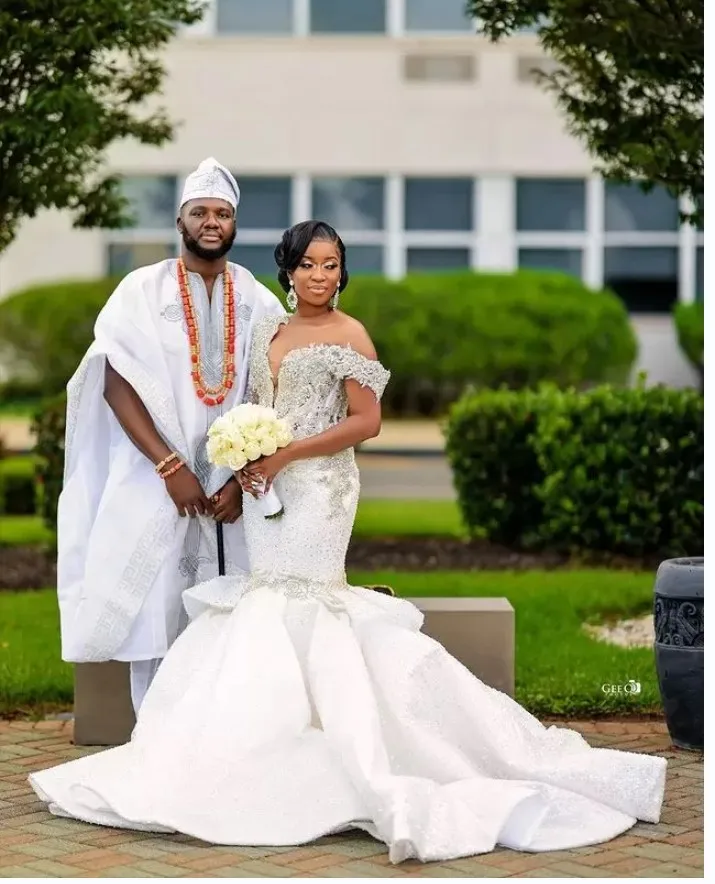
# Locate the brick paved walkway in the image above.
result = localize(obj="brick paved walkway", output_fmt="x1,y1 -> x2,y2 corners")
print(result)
0,719 -> 703,878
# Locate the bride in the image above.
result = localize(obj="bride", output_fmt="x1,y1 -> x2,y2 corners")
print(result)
30,221 -> 667,864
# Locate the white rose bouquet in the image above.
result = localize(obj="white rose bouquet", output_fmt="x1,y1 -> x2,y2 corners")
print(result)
206,404 -> 293,518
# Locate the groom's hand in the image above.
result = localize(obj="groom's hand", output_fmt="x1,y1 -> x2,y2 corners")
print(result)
165,468 -> 214,517
213,477 -> 243,524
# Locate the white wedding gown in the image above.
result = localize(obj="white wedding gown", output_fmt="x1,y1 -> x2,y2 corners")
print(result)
30,315 -> 667,863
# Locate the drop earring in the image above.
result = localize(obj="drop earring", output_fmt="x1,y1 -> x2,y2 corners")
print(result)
287,281 -> 297,311
331,284 -> 340,310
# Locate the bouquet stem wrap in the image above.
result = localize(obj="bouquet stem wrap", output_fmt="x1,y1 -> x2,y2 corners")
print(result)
257,484 -> 284,519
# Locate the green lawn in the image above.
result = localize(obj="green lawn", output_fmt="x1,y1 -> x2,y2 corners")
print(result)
0,515 -> 53,547
353,499 -> 463,538
0,401 -> 40,418
0,571 -> 659,719
0,590 -> 74,716
1,502 -> 463,548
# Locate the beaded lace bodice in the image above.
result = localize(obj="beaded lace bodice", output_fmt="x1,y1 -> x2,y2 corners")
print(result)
240,314 -> 390,587
248,314 -> 390,440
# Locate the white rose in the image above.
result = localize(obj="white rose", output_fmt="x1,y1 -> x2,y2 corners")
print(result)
227,452 -> 248,471
207,435 -> 234,466
260,437 -> 278,456
244,441 -> 262,462
276,429 -> 292,448
208,416 -> 229,438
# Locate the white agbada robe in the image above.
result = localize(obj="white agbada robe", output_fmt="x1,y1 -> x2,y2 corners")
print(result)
57,258 -> 284,663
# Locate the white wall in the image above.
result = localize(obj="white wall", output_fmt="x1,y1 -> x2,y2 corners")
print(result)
102,35 -> 587,176
0,213 -> 104,298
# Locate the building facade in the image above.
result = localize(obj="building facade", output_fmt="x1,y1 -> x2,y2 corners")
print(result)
0,0 -> 702,383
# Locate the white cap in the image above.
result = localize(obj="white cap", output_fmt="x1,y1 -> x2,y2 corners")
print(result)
179,157 -> 240,210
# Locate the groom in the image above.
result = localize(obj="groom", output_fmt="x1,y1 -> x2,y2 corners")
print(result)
57,158 -> 284,712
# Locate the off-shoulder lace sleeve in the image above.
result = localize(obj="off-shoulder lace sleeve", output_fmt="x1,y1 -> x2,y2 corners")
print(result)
327,347 -> 391,401
246,314 -> 288,405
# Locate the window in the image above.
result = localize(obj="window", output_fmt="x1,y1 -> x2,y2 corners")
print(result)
107,243 -> 176,276
120,176 -> 177,229
312,177 -> 385,230
216,0 -> 293,33
236,177 -> 292,229
106,176 -> 178,275
405,0 -> 472,31
696,247 -> 704,301
229,178 -> 291,275
516,178 -> 585,231
228,245 -> 279,276
517,55 -> 559,83
407,248 -> 471,271
310,0 -> 386,33
604,247 -> 679,313
605,183 -> 679,232
518,248 -> 583,278
404,178 -> 473,231
403,54 -> 476,82
345,245 -> 384,274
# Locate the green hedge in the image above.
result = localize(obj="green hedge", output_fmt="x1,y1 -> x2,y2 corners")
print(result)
674,302 -> 704,377
340,271 -> 637,414
0,377 -> 45,405
0,278 -> 119,397
0,270 -> 637,416
33,396 -> 66,538
445,388 -> 546,546
0,455 -> 38,516
446,382 -> 704,558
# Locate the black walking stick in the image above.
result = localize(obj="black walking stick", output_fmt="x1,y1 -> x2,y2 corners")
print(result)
216,521 -> 226,576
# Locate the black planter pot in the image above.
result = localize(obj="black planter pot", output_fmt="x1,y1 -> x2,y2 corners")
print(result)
653,557 -> 704,751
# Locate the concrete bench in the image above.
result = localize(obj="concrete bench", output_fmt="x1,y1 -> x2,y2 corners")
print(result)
407,597 -> 514,697
73,596 -> 515,746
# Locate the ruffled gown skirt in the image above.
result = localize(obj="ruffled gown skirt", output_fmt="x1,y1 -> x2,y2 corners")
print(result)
30,458 -> 667,863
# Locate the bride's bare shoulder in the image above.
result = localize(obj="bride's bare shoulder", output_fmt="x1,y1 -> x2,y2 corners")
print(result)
333,314 -> 377,360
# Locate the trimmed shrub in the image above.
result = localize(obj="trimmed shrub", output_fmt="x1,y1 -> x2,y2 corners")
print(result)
33,395 -> 67,538
674,302 -> 704,379
534,383 -> 703,557
2,270 -> 636,417
0,455 -> 38,516
352,271 -> 636,414
0,377 -> 45,405
445,387 -> 550,546
0,278 -> 119,397
446,383 -> 704,558
400,270 -> 636,390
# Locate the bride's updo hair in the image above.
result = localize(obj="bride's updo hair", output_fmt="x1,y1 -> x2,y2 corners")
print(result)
275,220 -> 349,294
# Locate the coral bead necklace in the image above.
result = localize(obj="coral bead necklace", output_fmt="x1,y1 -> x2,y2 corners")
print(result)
177,257 -> 235,407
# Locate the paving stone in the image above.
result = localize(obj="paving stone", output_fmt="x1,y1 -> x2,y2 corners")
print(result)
0,718 -> 702,878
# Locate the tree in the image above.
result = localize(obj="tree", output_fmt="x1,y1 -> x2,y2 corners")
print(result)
0,1 -> 206,254
468,1 -> 704,225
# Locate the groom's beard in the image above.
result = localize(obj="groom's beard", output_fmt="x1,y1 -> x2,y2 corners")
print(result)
181,223 -> 237,261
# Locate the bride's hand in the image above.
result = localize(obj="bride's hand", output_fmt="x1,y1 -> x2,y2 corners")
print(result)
242,449 -> 291,493
236,469 -> 261,498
